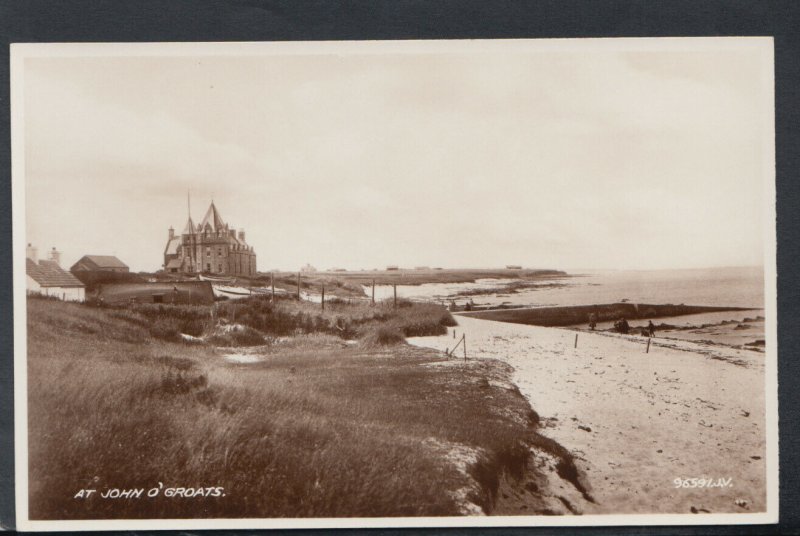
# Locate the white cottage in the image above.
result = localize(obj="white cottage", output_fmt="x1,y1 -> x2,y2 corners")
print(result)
26,244 -> 85,302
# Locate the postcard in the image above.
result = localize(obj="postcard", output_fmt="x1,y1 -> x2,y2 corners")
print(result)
11,38 -> 777,530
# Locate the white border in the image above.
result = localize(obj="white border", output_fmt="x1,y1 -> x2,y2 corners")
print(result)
11,38 -> 778,531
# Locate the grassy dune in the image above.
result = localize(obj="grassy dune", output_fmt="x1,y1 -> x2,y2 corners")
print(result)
214,295 -> 457,342
27,298 -> 551,519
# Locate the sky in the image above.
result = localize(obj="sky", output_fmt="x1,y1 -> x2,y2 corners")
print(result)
20,39 -> 773,273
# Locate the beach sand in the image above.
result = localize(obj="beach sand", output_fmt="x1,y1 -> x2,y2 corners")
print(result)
409,316 -> 766,515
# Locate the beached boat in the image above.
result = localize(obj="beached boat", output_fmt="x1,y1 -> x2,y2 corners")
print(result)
212,284 -> 252,299
199,273 -> 235,284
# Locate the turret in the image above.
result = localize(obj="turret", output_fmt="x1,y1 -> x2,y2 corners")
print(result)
168,226 -> 175,240
238,230 -> 245,242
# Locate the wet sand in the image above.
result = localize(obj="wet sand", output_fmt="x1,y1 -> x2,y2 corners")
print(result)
409,316 -> 766,514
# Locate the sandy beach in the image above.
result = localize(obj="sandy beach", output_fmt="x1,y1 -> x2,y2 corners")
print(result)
409,315 -> 766,515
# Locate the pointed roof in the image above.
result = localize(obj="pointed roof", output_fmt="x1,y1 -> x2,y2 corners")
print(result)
182,216 -> 196,235
199,201 -> 226,232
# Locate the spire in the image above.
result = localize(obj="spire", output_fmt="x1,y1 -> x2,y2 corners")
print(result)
199,201 -> 226,232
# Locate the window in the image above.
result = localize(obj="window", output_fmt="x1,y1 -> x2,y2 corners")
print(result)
218,264 -> 223,273
206,247 -> 211,257
206,263 -> 211,271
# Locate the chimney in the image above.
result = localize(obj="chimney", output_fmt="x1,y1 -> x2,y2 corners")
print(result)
48,247 -> 61,267
26,243 -> 38,263
238,230 -> 245,242
168,226 -> 175,240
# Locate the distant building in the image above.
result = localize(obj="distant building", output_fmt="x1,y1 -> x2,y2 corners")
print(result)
26,243 -> 85,301
300,263 -> 317,273
505,265 -> 523,270
71,255 -> 129,273
386,265 -> 399,271
164,201 -> 256,277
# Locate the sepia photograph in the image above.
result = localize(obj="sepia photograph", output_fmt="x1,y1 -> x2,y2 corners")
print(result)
11,38 -> 777,530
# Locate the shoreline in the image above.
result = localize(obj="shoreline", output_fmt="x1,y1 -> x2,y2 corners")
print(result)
409,316 -> 766,514
459,303 -> 757,326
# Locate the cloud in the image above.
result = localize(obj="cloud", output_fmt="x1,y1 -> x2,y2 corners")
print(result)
22,44 -> 769,272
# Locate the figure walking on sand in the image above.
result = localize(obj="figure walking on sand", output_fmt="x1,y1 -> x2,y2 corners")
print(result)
588,312 -> 597,330
648,320 -> 656,337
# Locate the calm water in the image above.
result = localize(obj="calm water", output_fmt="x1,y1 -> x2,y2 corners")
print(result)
369,266 -> 764,309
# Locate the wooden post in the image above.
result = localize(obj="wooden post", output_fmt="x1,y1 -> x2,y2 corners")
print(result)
371,279 -> 375,305
297,272 -> 301,299
574,333 -> 578,348
453,329 -> 456,339
271,272 -> 275,302
321,285 -> 325,311
393,284 -> 397,308
463,335 -> 467,362
646,337 -> 651,354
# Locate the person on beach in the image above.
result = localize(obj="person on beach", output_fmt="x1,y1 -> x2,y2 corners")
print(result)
615,317 -> 630,334
648,320 -> 656,337
588,312 -> 597,330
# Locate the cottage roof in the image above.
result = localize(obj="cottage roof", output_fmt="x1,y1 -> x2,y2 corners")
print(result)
77,255 -> 129,269
27,258 -> 85,288
199,202 -> 227,233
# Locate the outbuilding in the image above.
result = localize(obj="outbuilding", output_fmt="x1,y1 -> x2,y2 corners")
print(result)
71,255 -> 130,273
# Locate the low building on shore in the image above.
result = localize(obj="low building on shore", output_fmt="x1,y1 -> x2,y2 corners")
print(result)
26,244 -> 85,302
95,281 -> 214,306
71,255 -> 130,273
70,254 -> 141,292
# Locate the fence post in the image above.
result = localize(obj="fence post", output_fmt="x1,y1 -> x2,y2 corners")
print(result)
297,272 -> 301,299
393,284 -> 397,308
646,337 -> 651,354
321,285 -> 325,311
271,272 -> 275,302
574,333 -> 578,348
463,334 -> 467,362
372,279 -> 375,305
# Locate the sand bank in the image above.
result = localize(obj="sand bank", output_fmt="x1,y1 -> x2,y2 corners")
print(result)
408,316 -> 766,514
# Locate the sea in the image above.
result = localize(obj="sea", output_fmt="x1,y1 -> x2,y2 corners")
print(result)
368,266 -> 764,310
383,266 -> 766,350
